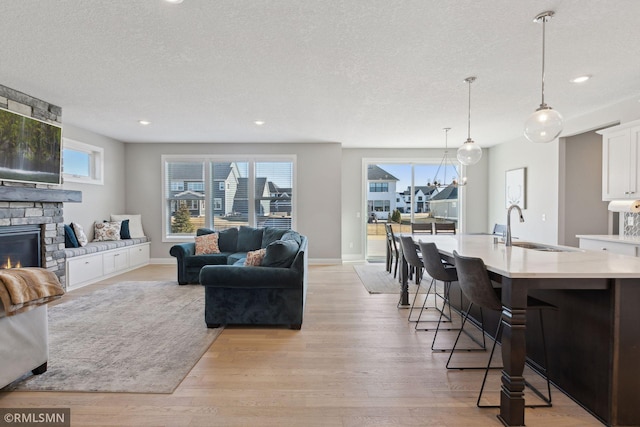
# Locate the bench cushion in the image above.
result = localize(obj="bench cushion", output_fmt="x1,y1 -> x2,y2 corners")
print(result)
64,237 -> 149,258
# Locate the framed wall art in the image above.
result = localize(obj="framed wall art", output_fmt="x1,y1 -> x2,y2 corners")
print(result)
505,167 -> 526,209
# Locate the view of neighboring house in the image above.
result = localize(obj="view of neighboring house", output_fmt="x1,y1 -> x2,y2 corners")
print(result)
429,184 -> 458,221
397,185 -> 438,213
368,164 -> 459,222
367,165 -> 399,219
167,163 -> 206,217
212,162 -> 241,217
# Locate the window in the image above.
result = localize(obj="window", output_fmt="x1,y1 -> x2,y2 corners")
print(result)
163,156 -> 295,240
369,182 -> 389,192
62,138 -> 104,185
368,200 -> 390,212
188,182 -> 204,192
170,181 -> 184,191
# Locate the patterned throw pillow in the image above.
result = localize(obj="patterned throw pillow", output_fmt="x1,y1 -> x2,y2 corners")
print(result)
71,222 -> 88,247
245,248 -> 266,266
94,221 -> 122,241
195,233 -> 220,255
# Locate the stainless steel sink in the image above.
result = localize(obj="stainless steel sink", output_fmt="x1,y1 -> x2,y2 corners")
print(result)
510,241 -> 579,252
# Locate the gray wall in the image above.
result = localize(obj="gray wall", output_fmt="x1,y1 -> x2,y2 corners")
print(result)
559,130 -> 609,247
61,124 -> 126,240
124,142 -> 342,263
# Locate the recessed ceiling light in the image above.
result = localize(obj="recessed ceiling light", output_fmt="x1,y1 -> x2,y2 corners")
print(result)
138,120 -> 151,126
570,75 -> 591,84
254,120 -> 265,126
165,0 -> 184,4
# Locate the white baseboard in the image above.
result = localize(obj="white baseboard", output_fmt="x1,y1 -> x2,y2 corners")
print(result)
151,258 -> 176,265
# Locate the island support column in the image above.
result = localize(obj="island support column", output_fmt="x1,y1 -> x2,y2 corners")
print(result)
498,277 -> 528,426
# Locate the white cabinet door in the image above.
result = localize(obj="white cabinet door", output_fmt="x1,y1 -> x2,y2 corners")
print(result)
103,248 -> 129,275
67,253 -> 104,288
601,121 -> 640,200
129,243 -> 150,267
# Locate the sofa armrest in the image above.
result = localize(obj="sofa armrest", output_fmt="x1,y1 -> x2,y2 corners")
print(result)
200,265 -> 301,289
170,242 -> 196,259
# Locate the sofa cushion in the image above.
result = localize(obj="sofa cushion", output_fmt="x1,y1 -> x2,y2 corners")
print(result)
262,239 -> 300,268
237,226 -> 263,252
119,219 -> 131,239
64,224 -> 79,248
110,214 -> 145,238
281,230 -> 302,246
227,252 -> 247,265
185,254 -> 229,268
195,233 -> 220,255
72,222 -> 88,247
261,227 -> 287,248
245,248 -> 266,266
218,227 -> 239,252
196,228 -> 215,236
94,221 -> 121,242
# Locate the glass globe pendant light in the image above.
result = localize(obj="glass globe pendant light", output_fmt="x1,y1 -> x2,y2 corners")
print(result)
524,11 -> 563,143
457,77 -> 482,166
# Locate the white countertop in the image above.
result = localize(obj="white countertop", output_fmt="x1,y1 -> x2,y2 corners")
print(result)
406,234 -> 640,279
576,234 -> 640,245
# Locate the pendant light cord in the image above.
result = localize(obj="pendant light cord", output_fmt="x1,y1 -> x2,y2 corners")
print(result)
540,15 -> 546,107
467,80 -> 472,140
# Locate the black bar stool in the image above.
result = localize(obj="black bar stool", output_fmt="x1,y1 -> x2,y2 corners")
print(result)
450,250 -> 554,408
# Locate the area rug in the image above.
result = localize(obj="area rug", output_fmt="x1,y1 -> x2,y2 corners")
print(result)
6,281 -> 222,394
354,263 -> 421,294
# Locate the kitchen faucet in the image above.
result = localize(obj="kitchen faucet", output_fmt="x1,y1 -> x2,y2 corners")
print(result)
506,204 -> 524,246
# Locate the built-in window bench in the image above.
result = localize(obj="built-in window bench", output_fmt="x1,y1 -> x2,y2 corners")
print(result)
64,238 -> 150,290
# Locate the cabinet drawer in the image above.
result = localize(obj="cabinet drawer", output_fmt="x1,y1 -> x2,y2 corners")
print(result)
68,253 -> 104,286
579,239 -> 638,256
129,244 -> 149,267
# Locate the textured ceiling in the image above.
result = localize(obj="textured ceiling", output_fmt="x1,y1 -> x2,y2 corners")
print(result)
1,0 -> 639,148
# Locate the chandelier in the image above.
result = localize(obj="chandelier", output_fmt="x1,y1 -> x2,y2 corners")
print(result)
428,128 -> 467,188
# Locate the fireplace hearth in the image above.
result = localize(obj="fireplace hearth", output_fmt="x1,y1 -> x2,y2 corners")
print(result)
0,225 -> 41,269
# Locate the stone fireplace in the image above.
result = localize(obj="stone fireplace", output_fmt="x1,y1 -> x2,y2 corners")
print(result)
0,85 -> 81,288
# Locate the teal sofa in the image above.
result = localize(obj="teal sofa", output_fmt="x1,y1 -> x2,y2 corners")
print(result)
170,226 -> 296,285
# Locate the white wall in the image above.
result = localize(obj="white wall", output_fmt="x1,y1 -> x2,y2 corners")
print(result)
341,148 -> 489,260
124,142 -> 342,263
61,124 -> 126,240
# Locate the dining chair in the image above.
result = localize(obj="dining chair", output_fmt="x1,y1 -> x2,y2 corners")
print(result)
450,250 -> 554,408
411,222 -> 433,234
385,224 -> 400,279
399,235 -> 431,321
417,241 -> 459,340
434,222 -> 456,234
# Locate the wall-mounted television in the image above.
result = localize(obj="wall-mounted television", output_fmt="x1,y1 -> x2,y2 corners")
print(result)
0,107 -> 62,185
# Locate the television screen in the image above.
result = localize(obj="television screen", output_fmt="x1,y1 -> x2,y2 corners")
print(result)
0,108 -> 62,185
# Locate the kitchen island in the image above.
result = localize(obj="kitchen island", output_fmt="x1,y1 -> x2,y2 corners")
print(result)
398,234 -> 640,427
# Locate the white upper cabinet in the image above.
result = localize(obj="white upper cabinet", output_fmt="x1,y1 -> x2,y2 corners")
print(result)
599,120 -> 640,200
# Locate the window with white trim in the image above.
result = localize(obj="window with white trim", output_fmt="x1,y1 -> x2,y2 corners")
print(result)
162,156 -> 295,240
62,138 -> 104,185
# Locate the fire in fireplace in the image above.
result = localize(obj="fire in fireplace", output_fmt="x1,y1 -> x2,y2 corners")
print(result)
0,225 -> 41,269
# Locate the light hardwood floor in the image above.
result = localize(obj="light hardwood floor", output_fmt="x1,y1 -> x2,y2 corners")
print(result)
0,264 -> 602,427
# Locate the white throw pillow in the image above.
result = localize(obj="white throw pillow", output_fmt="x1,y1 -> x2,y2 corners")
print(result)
72,222 -> 88,247
110,214 -> 145,238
